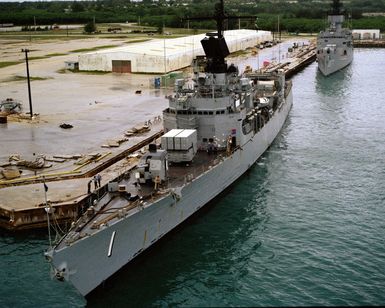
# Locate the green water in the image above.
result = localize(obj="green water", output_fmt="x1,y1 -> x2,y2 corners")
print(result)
1,48 -> 385,307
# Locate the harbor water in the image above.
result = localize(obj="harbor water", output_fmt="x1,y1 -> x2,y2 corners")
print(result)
1,48 -> 385,307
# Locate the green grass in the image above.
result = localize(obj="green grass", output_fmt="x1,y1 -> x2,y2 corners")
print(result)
7,75 -> 52,82
103,35 -> 130,39
56,68 -> 69,74
29,56 -> 48,60
23,53 -> 68,61
70,45 -> 120,53
46,53 -> 68,57
124,39 -> 151,44
77,70 -> 110,75
56,68 -> 68,74
0,34 -> 94,42
57,68 -> 82,74
57,67 -> 113,75
0,61 -> 22,68
229,49 -> 249,57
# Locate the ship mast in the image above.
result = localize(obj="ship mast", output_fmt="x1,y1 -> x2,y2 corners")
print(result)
331,0 -> 342,15
186,0 -> 255,73
328,0 -> 344,32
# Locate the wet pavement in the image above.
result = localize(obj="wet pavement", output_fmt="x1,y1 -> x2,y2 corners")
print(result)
0,38 -> 172,163
0,36 -> 311,214
0,38 -> 173,218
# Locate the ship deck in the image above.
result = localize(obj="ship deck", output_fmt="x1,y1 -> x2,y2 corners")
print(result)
1,39 -> 314,231
57,150 -> 224,248
57,71 -> 295,248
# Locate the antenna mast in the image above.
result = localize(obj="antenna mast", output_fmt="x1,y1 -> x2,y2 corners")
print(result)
185,0 -> 256,73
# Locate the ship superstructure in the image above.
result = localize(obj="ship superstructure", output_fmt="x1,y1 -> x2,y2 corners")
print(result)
317,0 -> 353,76
45,0 -> 293,297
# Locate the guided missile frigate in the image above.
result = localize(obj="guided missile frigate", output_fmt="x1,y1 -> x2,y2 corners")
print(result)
317,0 -> 353,76
45,0 -> 293,297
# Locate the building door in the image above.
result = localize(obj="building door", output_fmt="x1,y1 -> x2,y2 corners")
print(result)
112,60 -> 131,73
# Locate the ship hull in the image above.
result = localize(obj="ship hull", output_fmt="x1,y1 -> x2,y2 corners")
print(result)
50,91 -> 293,297
317,51 -> 353,76
316,21 -> 354,77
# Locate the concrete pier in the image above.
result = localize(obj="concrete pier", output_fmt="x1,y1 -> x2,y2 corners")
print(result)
353,39 -> 385,48
0,36 -> 316,231
247,41 -> 316,79
0,129 -> 163,230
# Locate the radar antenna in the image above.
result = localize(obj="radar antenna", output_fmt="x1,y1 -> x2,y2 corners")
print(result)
185,0 -> 256,73
331,0 -> 343,15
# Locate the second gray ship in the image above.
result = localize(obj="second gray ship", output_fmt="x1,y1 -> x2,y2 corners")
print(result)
45,0 -> 293,297
317,0 -> 353,76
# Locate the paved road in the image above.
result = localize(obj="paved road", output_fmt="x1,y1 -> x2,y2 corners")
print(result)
0,37 -> 171,163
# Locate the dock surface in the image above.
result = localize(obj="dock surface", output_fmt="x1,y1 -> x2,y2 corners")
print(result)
353,39 -> 385,48
0,37 -> 316,230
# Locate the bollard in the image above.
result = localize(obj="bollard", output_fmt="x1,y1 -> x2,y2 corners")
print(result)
0,115 -> 7,124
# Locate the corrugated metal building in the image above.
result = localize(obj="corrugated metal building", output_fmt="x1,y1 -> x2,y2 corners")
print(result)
79,30 -> 272,73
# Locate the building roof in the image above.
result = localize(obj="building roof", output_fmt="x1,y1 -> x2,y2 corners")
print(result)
86,30 -> 271,58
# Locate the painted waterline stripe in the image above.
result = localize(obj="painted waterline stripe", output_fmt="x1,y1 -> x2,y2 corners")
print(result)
108,231 -> 116,257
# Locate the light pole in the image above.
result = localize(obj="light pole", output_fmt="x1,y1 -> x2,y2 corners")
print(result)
163,21 -> 167,74
21,48 -> 33,118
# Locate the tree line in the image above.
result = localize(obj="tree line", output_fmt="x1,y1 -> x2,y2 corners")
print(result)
1,0 -> 385,32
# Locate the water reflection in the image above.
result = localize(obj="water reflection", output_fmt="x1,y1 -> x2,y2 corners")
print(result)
87,163 -> 271,307
315,64 -> 353,98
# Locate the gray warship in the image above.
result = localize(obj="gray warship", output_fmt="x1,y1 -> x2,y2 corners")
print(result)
45,0 -> 293,297
317,0 -> 353,76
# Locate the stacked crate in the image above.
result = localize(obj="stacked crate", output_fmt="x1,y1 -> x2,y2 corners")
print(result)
161,129 -> 197,162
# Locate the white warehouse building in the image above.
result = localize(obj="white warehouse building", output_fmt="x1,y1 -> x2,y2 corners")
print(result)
79,29 -> 272,73
352,29 -> 381,40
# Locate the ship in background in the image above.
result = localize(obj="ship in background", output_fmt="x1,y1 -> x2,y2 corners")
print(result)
317,0 -> 353,76
45,0 -> 293,297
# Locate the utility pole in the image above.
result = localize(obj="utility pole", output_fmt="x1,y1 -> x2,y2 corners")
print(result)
163,20 -> 167,74
21,49 -> 33,118
163,35 -> 167,74
277,15 -> 281,63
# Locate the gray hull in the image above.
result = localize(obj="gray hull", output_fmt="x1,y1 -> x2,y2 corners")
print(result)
317,50 -> 353,76
50,91 -> 293,296
316,10 -> 353,76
